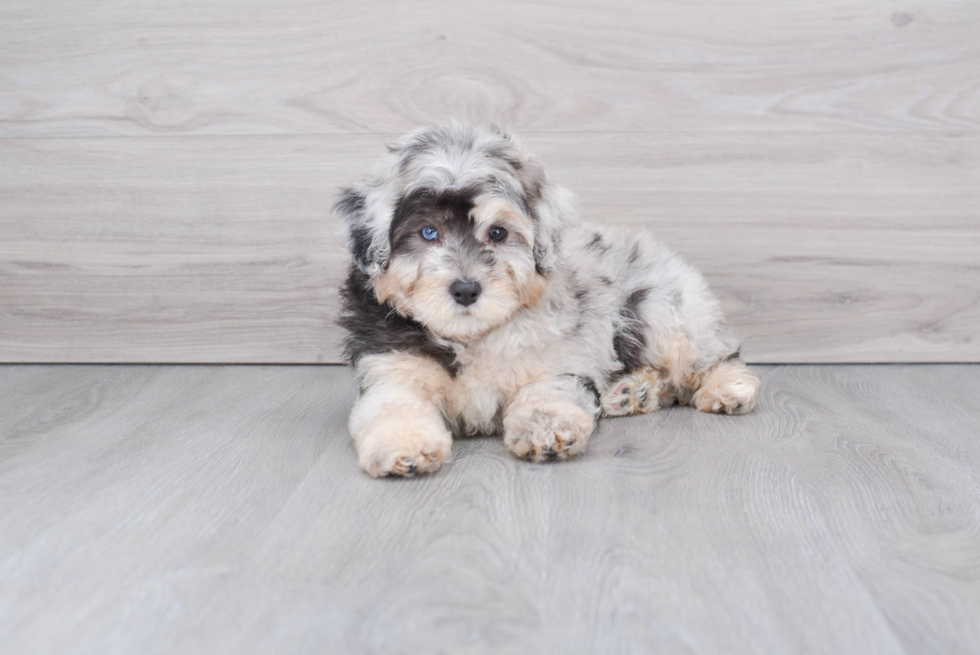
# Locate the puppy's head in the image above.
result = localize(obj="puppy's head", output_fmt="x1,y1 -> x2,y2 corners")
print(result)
336,122 -> 574,340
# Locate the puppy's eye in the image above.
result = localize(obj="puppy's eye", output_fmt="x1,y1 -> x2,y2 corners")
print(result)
488,226 -> 508,242
421,226 -> 439,241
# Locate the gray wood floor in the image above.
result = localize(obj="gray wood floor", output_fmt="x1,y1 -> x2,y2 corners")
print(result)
1,364 -> 978,654
2,1 -> 979,364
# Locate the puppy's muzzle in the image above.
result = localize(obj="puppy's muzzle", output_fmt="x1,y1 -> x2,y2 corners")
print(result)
450,279 -> 481,306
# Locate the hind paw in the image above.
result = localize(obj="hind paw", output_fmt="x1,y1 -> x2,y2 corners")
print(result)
693,362 -> 761,415
601,368 -> 665,417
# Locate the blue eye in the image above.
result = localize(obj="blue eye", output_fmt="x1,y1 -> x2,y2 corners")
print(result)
421,226 -> 439,241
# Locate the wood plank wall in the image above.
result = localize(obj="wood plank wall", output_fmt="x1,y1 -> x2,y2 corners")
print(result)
1,0 -> 978,363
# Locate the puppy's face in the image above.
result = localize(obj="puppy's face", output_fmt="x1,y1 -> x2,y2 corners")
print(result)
375,188 -> 545,340
338,123 -> 571,341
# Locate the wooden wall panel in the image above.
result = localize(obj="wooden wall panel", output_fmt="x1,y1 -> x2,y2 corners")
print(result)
1,0 -> 978,362
0,0 -> 978,137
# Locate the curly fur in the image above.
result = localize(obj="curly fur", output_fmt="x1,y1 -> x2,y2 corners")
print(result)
337,121 -> 760,477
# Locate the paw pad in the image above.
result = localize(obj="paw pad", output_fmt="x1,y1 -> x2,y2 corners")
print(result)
601,369 -> 662,416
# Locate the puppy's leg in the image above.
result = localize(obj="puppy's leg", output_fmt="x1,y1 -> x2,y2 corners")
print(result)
503,375 -> 599,462
648,330 -> 761,415
600,367 -> 672,416
691,359 -> 761,415
649,330 -> 761,416
350,353 -> 454,478
610,241 -> 762,415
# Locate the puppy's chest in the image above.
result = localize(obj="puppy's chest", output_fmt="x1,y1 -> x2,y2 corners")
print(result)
444,340 -> 550,432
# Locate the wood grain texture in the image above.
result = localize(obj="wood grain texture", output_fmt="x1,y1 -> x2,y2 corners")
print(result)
0,0 -> 978,137
2,0 -> 978,363
2,133 -> 978,363
0,364 -> 978,654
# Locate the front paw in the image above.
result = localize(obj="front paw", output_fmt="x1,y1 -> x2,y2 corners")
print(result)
503,395 -> 594,463
357,423 -> 452,478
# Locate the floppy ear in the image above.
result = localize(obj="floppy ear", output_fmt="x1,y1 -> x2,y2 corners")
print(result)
529,180 -> 576,276
335,185 -> 390,277
506,138 -> 575,276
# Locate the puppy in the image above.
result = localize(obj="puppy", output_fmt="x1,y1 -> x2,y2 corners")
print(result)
337,121 -> 760,477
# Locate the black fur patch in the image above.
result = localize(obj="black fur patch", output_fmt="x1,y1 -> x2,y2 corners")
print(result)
348,225 -> 372,269
578,376 -> 600,403
387,187 -> 498,269
586,232 -> 606,250
389,187 -> 478,252
561,373 -> 601,419
570,274 -> 591,334
570,271 -> 590,305
338,264 -> 460,376
335,187 -> 376,268
482,143 -> 523,170
335,186 -> 366,218
627,242 -> 641,264
612,288 -> 650,373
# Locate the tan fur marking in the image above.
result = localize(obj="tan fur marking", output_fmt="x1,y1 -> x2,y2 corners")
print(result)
642,333 -> 759,413
358,352 -> 453,406
517,271 -> 548,309
473,198 -> 534,245
373,258 -> 420,312
651,333 -> 701,392
376,244 -> 526,341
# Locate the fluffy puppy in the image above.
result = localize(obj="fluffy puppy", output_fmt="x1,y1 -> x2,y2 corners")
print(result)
337,121 -> 760,477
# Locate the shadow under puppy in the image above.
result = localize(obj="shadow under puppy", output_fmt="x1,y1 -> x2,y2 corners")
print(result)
337,121 -> 760,477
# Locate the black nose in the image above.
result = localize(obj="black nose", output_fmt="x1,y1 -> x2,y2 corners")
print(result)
450,279 -> 481,306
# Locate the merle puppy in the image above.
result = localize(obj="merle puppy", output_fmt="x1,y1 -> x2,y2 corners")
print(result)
337,121 -> 760,477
